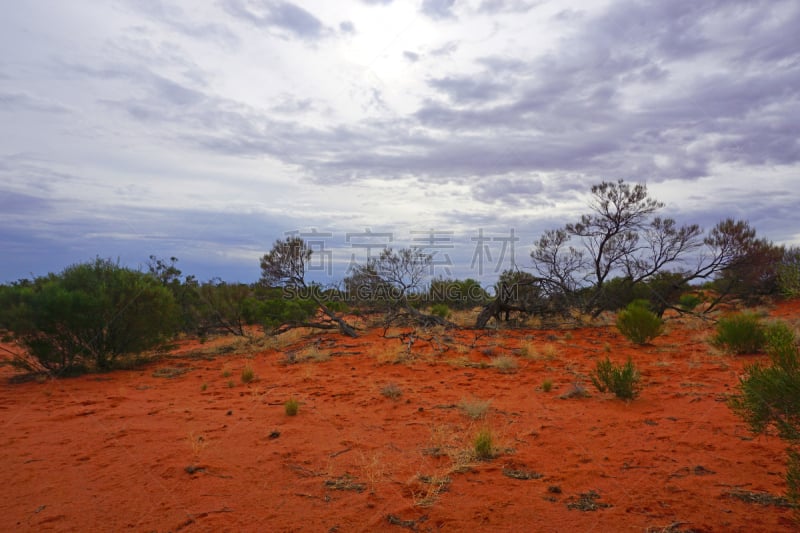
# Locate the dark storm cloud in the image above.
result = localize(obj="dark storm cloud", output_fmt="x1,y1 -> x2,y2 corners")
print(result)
220,0 -> 329,41
420,0 -> 457,20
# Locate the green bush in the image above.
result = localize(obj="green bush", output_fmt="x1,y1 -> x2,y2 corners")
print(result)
616,300 -> 663,344
729,320 -> 800,507
0,258 -> 178,373
713,312 -> 766,354
678,293 -> 703,311
590,357 -> 641,399
474,427 -> 494,460
430,303 -> 451,319
778,247 -> 800,298
285,398 -> 299,416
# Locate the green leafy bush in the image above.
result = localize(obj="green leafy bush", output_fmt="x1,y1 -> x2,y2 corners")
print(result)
778,247 -> 800,298
0,258 -> 178,373
713,312 -> 766,354
729,320 -> 800,507
590,357 -> 641,399
427,278 -> 489,309
678,293 -> 703,311
430,304 -> 451,319
616,300 -> 663,344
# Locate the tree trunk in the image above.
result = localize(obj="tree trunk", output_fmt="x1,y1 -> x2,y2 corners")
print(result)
310,294 -> 359,338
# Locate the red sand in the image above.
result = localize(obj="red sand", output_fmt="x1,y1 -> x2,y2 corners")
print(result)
1,302 -> 798,532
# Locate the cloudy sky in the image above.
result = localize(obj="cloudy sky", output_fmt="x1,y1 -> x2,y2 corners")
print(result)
1,0 -> 798,285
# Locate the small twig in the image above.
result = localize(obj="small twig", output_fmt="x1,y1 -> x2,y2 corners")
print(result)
330,447 -> 352,458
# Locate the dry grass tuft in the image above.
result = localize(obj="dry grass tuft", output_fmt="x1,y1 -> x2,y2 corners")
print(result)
375,342 -> 408,364
490,355 -> 518,373
380,382 -> 403,400
459,397 -> 492,420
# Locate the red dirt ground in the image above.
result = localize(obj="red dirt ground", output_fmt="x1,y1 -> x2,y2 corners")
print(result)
1,301 -> 798,532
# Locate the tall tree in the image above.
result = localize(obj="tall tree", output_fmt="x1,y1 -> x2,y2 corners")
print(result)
259,237 -> 357,337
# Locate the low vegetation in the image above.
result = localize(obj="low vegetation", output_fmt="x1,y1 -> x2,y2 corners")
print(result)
459,397 -> 491,420
729,320 -> 800,507
284,398 -> 299,416
590,357 -> 641,400
714,312 -> 767,354
473,427 -> 494,460
616,300 -> 663,345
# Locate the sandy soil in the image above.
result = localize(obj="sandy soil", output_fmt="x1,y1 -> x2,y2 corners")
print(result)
1,301 -> 798,532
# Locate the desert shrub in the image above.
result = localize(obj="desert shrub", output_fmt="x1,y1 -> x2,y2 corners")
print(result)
285,398 -> 299,416
241,365 -> 255,383
590,357 -> 641,399
430,304 -> 451,319
490,355 -> 518,373
0,258 -> 178,373
778,247 -> 800,298
714,312 -> 767,354
541,379 -> 553,392
679,293 -> 703,311
380,382 -> 402,399
473,427 -> 494,460
427,278 -> 489,310
615,300 -> 663,345
729,320 -> 800,507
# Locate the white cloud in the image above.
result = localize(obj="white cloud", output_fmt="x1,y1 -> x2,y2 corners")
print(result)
1,0 -> 798,283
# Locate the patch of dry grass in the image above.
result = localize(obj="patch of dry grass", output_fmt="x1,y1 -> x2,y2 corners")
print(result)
375,342 -> 409,364
459,397 -> 492,420
448,309 -> 478,328
490,354 -> 518,373
380,382 -> 403,399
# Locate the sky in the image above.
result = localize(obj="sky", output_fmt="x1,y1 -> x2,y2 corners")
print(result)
1,0 -> 799,286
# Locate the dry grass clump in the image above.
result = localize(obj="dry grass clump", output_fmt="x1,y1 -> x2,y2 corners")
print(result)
240,364 -> 255,383
302,344 -> 331,363
284,398 -> 299,416
375,342 -> 408,364
359,451 -> 387,494
411,472 -> 452,507
271,328 -> 314,349
520,342 -> 558,361
448,309 -> 477,328
559,382 -> 590,399
490,355 -> 518,373
459,397 -> 492,420
380,382 -> 403,400
542,343 -> 558,359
